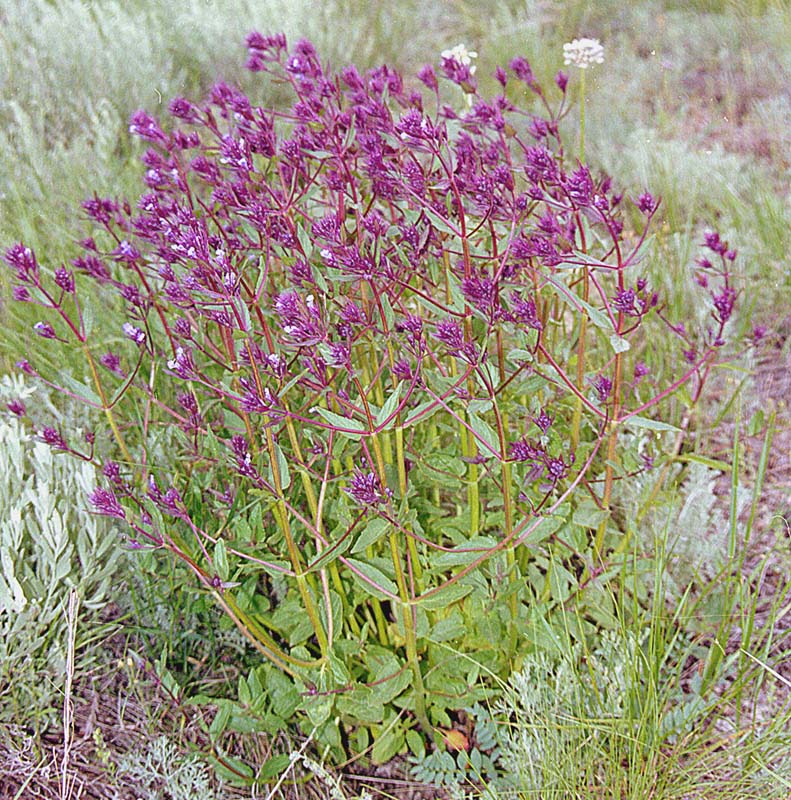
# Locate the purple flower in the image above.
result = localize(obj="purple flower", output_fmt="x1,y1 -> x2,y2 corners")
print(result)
89,487 -> 126,520
637,192 -> 656,214
633,362 -> 649,383
510,294 -> 543,330
6,399 -> 26,416
417,64 -> 438,91
12,286 -> 31,302
546,457 -> 568,482
128,110 -> 168,145
166,346 -> 196,379
533,410 -> 552,433
593,374 -> 612,403
327,342 -> 351,370
703,230 -> 727,255
461,276 -> 495,310
313,215 -> 341,241
177,392 -> 199,415
102,461 -> 123,484
392,359 -> 413,381
4,243 -> 39,281
396,109 -> 434,140
239,378 -> 276,415
81,197 -> 118,224
168,97 -> 195,121
555,71 -> 568,92
39,427 -> 68,450
33,322 -> 57,339
509,56 -> 534,84
346,470 -> 387,506
112,241 -> 141,263
712,286 -> 736,323
53,267 -> 75,293
564,165 -> 594,206
613,288 -> 636,314
509,438 -> 543,463
122,323 -> 146,345
72,254 -> 111,282
396,314 -> 424,340
99,351 -> 125,377
524,146 -> 559,184
16,359 -> 36,376
683,348 -> 697,363
433,319 -> 465,352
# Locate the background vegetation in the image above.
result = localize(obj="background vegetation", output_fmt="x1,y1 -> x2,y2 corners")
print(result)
1,1 -> 789,798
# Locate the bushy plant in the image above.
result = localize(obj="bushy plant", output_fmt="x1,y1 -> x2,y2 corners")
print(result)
0,374 -> 122,731
2,34 -> 743,765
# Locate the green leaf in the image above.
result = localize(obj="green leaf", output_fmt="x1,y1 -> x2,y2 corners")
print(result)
214,539 -> 229,582
302,694 -> 333,726
328,651 -> 351,685
211,753 -> 254,784
609,334 -> 631,353
519,514 -> 565,546
266,669 -> 300,719
271,441 -> 291,490
420,453 -> 466,477
380,292 -> 395,330
404,399 -> 440,427
372,726 -> 404,764
406,729 -> 425,760
237,675 -> 251,705
312,406 -> 367,438
429,610 -> 466,642
352,517 -> 390,554
433,536 -> 496,568
417,582 -> 474,609
376,384 -> 402,429
57,370 -> 101,407
506,347 -> 534,364
296,223 -> 312,258
337,687 -> 385,723
209,700 -> 232,740
577,296 -> 611,330
467,399 -> 492,415
467,413 -> 500,457
346,558 -> 398,599
623,415 -> 680,433
677,454 -> 731,472
572,501 -> 610,529
261,754 -> 291,780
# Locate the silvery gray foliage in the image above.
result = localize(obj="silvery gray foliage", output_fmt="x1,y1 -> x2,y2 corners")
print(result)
0,375 -> 122,724
492,630 -> 641,795
116,735 -> 217,800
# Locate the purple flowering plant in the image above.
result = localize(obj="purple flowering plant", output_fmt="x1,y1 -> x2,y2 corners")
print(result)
3,34 -> 740,762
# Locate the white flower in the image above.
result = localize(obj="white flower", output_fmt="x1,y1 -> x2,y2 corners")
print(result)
441,43 -> 478,75
563,38 -> 605,69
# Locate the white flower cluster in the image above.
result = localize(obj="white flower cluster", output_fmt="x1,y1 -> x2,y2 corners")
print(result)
563,38 -> 605,69
441,43 -> 478,75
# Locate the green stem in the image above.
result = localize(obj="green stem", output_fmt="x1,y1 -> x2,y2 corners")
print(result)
389,532 -> 431,736
579,68 -> 586,163
84,346 -> 132,465
264,427 -> 329,658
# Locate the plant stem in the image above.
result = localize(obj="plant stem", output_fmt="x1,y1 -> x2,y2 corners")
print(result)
578,68 -> 586,163
264,426 -> 329,658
